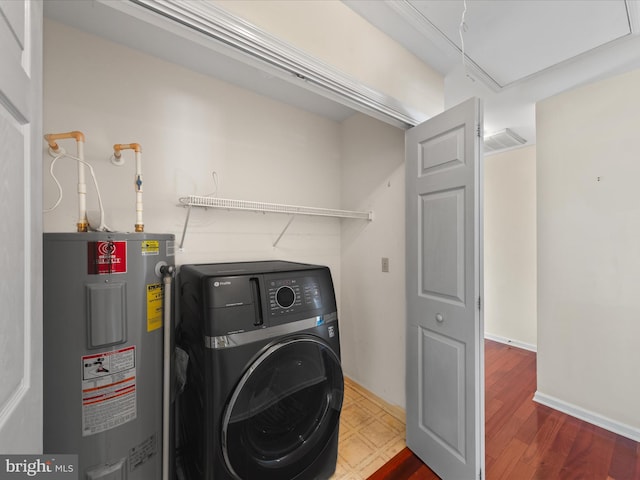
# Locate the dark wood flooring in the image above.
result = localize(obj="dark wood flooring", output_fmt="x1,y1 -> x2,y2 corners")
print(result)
368,339 -> 640,480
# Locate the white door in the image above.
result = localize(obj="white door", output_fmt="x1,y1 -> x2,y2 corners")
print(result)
405,98 -> 484,479
0,0 -> 43,451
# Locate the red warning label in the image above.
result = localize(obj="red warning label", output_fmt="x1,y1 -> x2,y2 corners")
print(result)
88,241 -> 127,274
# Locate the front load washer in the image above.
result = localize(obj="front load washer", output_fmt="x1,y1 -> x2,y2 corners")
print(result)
176,261 -> 343,480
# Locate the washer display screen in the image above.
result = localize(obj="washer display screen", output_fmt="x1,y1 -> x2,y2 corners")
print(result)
276,286 -> 296,309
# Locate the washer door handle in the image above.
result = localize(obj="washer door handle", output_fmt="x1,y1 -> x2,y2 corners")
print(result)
250,277 -> 263,326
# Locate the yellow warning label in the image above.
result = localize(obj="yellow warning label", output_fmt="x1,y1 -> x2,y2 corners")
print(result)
141,240 -> 160,256
146,283 -> 163,332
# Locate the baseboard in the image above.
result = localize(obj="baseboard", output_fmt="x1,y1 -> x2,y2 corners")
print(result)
533,391 -> 640,442
484,332 -> 537,352
344,376 -> 406,424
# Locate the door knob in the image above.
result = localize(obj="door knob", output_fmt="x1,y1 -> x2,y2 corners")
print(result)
436,313 -> 444,323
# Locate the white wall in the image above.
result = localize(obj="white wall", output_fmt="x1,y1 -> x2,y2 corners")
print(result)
484,146 -> 537,349
536,68 -> 640,437
44,20 -> 343,278
214,0 -> 443,117
340,114 -> 406,407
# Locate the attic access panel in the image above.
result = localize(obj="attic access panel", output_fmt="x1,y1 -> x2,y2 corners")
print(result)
414,0 -> 633,88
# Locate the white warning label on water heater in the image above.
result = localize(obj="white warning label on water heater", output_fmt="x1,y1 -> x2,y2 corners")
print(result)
81,346 -> 137,437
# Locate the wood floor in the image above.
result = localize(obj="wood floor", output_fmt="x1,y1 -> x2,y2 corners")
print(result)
368,339 -> 640,480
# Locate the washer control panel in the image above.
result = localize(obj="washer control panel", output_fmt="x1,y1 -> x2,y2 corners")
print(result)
267,276 -> 322,316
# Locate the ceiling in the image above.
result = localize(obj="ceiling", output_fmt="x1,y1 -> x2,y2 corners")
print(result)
345,0 -> 640,147
44,1 -> 640,151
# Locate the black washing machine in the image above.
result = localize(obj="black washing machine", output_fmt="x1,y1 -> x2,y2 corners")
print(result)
176,261 -> 343,480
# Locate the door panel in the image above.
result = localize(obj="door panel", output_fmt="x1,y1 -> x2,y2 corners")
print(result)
406,98 -> 483,479
420,188 -> 465,305
0,0 -> 43,452
420,329 -> 466,460
419,125 -> 466,175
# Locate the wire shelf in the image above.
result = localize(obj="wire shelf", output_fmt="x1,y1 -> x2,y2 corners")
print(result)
177,195 -> 373,249
179,195 -> 372,220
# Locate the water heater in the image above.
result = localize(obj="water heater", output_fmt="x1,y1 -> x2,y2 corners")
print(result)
43,232 -> 175,479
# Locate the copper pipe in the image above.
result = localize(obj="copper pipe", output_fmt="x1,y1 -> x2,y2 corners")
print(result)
113,143 -> 141,158
44,131 -> 87,232
44,130 -> 85,152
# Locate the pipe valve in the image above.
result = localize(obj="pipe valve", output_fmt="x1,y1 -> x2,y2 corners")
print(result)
112,142 -> 144,232
160,265 -> 176,278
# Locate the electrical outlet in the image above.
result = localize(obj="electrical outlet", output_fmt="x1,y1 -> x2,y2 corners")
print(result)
381,257 -> 389,273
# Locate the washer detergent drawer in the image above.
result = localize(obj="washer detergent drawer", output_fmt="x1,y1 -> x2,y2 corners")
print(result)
222,337 -> 343,480
205,276 -> 264,335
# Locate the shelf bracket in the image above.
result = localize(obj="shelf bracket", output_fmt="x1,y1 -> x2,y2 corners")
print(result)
178,203 -> 192,251
273,215 -> 296,247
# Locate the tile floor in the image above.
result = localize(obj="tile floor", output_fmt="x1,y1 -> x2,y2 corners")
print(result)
332,378 -> 406,479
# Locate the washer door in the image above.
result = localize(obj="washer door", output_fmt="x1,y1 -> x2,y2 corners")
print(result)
222,336 -> 343,479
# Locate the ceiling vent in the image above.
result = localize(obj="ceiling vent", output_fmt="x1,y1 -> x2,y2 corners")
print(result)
483,128 -> 527,153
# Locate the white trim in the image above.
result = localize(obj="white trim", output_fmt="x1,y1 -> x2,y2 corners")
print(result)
533,391 -> 640,443
484,332 -> 537,353
128,0 -> 426,129
627,0 -> 640,34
